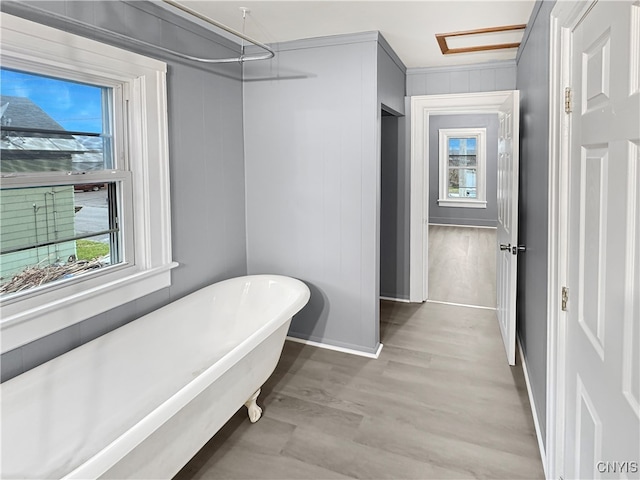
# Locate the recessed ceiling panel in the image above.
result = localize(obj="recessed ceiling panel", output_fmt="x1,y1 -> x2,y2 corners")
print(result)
445,30 -> 525,50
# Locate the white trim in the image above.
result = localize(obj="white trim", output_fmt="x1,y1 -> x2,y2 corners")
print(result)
437,199 -> 487,208
0,13 -> 175,352
286,336 -> 384,359
410,98 -> 428,302
429,223 -> 497,230
547,3 -> 596,480
380,296 -> 412,303
517,336 -> 548,478
546,10 -> 565,478
410,91 -> 517,304
1,264 -> 177,352
426,299 -> 496,311
438,127 -> 487,207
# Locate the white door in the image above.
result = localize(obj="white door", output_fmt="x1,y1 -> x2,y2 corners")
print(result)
563,1 -> 640,478
496,91 -> 520,366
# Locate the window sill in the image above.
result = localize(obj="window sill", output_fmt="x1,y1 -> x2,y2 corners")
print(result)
437,199 -> 487,209
1,262 -> 179,352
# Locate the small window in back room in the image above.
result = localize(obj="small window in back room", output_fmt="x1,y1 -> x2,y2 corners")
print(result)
438,127 -> 487,208
0,68 -> 125,296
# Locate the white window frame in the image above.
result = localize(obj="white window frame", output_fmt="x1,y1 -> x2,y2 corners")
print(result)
0,13 -> 178,353
438,127 -> 487,208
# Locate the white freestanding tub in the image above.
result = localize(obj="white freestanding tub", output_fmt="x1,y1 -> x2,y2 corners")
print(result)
0,275 -> 310,479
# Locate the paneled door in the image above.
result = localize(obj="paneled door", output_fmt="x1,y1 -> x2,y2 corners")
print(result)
496,91 -> 520,366
563,1 -> 640,478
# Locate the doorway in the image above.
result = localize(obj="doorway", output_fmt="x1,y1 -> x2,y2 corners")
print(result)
409,91 -> 520,302
410,91 -> 521,364
380,108 -> 408,302
424,112 -> 500,310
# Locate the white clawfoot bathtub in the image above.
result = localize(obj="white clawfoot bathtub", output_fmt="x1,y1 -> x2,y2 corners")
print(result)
0,274 -> 310,479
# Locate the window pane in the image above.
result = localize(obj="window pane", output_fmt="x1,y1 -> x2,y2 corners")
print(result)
0,68 -> 112,173
449,137 -> 477,170
449,137 -> 478,155
0,132 -> 111,172
448,167 -> 477,198
448,137 -> 477,156
0,182 -> 121,296
449,154 -> 477,167
448,168 -> 460,196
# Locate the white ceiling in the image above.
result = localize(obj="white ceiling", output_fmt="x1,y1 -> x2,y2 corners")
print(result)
168,1 -> 536,68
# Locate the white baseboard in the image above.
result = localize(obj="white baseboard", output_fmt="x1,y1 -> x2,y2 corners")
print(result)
380,296 -> 411,303
428,223 -> 497,230
426,299 -> 496,311
517,336 -> 548,478
286,336 -> 383,359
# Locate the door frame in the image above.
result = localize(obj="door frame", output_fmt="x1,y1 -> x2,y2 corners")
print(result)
547,2 -> 598,479
409,91 -> 518,302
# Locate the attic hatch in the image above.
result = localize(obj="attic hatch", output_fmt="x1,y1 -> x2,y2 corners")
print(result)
436,24 -> 526,55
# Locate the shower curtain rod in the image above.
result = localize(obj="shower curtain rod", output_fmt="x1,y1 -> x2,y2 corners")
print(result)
160,0 -> 275,64
4,0 -> 274,65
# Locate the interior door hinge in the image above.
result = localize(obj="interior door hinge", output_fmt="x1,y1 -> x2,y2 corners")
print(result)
564,87 -> 572,114
561,286 -> 569,311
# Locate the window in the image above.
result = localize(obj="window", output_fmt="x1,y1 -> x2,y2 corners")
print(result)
438,128 -> 487,208
1,13 -> 177,352
1,70 -> 125,292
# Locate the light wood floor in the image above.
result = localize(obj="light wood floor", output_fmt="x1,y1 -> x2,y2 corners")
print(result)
175,303 -> 543,478
428,225 -> 497,308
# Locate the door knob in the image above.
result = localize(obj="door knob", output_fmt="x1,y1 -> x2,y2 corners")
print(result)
510,245 -> 526,255
500,243 -> 511,251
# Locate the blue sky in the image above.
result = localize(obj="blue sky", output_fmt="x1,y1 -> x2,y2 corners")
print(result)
0,68 -> 103,133
449,137 -> 477,155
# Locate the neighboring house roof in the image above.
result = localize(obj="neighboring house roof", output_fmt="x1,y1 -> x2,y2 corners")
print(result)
0,95 -> 66,131
1,95 -> 88,155
0,96 -> 107,172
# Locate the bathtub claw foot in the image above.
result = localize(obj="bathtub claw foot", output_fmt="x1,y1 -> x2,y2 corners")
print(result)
244,388 -> 263,423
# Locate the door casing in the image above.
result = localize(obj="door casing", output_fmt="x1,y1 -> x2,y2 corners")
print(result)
409,91 -> 520,302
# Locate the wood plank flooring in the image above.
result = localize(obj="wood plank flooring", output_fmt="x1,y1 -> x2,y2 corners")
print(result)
175,300 -> 543,479
428,225 -> 497,308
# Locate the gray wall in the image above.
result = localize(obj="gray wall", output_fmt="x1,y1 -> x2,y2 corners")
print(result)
377,37 -> 406,115
378,38 -> 409,300
429,114 -> 498,227
515,0 -> 555,447
380,114 -> 402,298
244,32 -> 395,354
407,61 -> 517,97
1,0 -> 247,382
